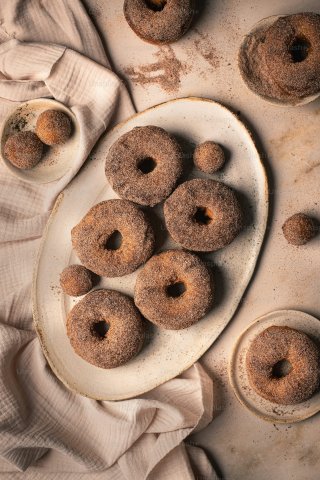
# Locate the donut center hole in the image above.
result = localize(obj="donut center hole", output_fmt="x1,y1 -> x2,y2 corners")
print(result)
166,281 -> 186,298
194,207 -> 213,225
145,0 -> 167,11
105,230 -> 123,250
289,37 -> 311,63
272,359 -> 292,379
91,320 -> 109,339
138,157 -> 156,174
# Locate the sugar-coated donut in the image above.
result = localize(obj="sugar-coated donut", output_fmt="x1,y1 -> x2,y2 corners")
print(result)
193,141 -> 225,173
164,179 -> 244,252
67,289 -> 145,368
71,200 -> 155,277
246,326 -> 320,405
105,126 -> 183,207
36,109 -> 71,145
239,13 -> 320,102
4,131 -> 43,169
282,213 -> 317,246
123,0 -> 195,45
134,249 -> 214,329
60,264 -> 93,297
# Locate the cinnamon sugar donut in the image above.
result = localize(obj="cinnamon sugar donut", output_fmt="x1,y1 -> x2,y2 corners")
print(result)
36,110 -> 72,145
123,0 -> 195,45
264,13 -> 320,98
246,326 -> 320,405
134,249 -> 214,330
4,131 -> 43,169
71,200 -> 155,277
164,179 -> 244,252
193,141 -> 225,173
239,13 -> 320,102
67,289 -> 145,368
105,126 -> 183,207
60,265 -> 93,297
282,213 -> 317,246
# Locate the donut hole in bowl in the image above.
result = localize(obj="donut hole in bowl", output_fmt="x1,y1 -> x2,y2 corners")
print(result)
193,207 -> 213,226
145,0 -> 167,12
166,281 -> 186,298
104,230 -> 123,251
272,359 -> 292,379
289,36 -> 311,63
91,320 -> 110,339
137,157 -> 157,174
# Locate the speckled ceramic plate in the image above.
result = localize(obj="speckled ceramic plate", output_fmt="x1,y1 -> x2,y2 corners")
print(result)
229,309 -> 320,423
33,97 -> 268,400
239,15 -> 320,107
0,98 -> 80,183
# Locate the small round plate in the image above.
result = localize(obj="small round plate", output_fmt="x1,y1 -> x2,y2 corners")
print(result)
239,15 -> 320,107
0,98 -> 80,184
229,310 -> 320,423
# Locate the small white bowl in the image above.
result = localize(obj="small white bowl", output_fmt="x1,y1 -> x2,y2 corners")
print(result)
229,309 -> 320,423
239,14 -> 320,107
0,98 -> 80,184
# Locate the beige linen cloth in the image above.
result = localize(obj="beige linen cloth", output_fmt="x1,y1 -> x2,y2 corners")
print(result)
0,1 -> 217,479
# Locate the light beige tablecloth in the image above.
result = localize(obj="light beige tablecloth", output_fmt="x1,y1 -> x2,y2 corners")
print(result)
0,1 -> 217,479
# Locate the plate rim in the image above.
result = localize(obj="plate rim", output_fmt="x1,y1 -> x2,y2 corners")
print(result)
33,96 -> 269,400
228,309 -> 320,423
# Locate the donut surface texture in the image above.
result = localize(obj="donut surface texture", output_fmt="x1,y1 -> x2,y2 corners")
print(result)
134,249 -> 214,329
164,179 -> 244,252
123,0 -> 195,44
67,289 -> 145,368
282,213 -> 317,246
4,131 -> 43,169
246,326 -> 320,405
71,200 -> 155,277
60,264 -> 93,297
105,126 -> 183,207
36,109 -> 72,145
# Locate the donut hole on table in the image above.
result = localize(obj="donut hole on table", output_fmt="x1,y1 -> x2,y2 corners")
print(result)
193,206 -> 214,225
289,36 -> 311,63
271,359 -> 292,379
166,281 -> 186,298
90,320 -> 110,339
145,0 -> 167,12
137,157 -> 157,174
103,230 -> 123,251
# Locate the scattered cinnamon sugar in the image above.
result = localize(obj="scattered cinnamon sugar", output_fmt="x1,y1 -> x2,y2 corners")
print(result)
123,46 -> 189,93
193,28 -> 221,69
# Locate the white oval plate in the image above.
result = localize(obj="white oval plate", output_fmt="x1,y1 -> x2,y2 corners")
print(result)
239,15 -> 320,107
33,97 -> 268,400
229,310 -> 320,423
0,98 -> 80,184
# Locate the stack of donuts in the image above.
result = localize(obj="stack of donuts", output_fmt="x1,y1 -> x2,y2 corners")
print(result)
62,125 -> 245,369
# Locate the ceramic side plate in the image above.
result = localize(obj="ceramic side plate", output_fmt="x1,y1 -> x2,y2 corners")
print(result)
33,97 -> 268,400
0,98 -> 80,183
239,15 -> 320,107
229,309 -> 320,423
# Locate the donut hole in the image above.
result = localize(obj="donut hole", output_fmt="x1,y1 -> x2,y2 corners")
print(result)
193,207 -> 213,225
289,37 -> 311,63
145,0 -> 167,12
91,320 -> 109,339
105,230 -> 123,250
166,281 -> 186,298
138,157 -> 157,174
272,359 -> 292,379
